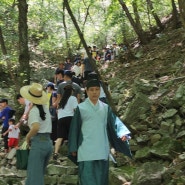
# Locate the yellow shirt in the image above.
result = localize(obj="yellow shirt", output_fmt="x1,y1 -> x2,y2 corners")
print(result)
47,93 -> 52,108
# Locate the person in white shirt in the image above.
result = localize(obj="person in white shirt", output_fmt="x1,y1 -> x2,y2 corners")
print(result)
53,84 -> 78,160
112,43 -> 119,60
20,83 -> 53,185
16,94 -> 32,127
71,60 -> 82,77
3,118 -> 20,152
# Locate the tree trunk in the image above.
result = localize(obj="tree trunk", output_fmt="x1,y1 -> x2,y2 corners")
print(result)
146,0 -> 164,30
17,0 -> 30,85
171,0 -> 179,29
118,0 -> 148,44
63,0 -> 117,114
77,3 -> 90,50
0,27 -> 7,55
132,0 -> 143,32
62,2 -> 72,58
178,0 -> 185,29
0,26 -> 17,85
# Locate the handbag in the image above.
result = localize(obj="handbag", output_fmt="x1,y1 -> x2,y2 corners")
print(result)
16,141 -> 29,170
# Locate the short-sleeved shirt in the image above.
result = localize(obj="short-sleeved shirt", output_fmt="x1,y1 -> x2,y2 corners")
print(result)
8,125 -> 20,139
57,80 -> 81,98
47,91 -> 57,107
24,99 -> 31,115
72,65 -> 81,76
28,105 -> 52,133
92,51 -> 97,58
57,96 -> 78,119
56,79 -> 64,88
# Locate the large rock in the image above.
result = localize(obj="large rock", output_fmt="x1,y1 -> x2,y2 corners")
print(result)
133,78 -> 158,94
162,108 -> 178,119
172,85 -> 185,106
132,162 -> 167,185
150,137 -> 183,160
123,92 -> 151,124
134,146 -> 152,160
109,167 -> 133,185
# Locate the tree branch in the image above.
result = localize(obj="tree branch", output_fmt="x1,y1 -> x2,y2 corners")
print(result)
64,0 -> 117,114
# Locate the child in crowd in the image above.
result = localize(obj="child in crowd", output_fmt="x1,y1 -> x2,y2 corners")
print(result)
0,98 -> 16,153
3,118 -> 20,152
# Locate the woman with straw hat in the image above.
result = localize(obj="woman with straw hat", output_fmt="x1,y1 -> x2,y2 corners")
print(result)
20,83 -> 53,185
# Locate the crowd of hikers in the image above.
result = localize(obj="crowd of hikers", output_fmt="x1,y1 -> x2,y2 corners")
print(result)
0,43 -> 131,185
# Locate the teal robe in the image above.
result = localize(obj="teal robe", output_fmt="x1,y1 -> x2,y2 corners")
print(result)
68,104 -> 132,164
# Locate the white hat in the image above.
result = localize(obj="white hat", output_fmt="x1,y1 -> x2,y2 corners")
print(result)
20,83 -> 48,105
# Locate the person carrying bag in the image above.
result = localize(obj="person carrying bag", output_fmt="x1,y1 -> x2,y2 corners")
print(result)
20,83 -> 53,185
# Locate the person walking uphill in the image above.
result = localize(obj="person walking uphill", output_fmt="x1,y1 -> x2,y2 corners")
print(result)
68,79 -> 132,185
20,83 -> 53,185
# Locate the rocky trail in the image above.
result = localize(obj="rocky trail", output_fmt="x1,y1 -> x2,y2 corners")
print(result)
1,27 -> 185,184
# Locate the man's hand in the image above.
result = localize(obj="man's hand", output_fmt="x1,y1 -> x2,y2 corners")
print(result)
121,135 -> 131,141
121,136 -> 127,141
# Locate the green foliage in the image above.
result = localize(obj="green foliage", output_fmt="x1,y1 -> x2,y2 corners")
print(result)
0,1 -> 18,54
0,0 -> 179,72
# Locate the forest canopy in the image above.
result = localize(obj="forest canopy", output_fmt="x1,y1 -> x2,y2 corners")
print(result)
0,0 -> 183,88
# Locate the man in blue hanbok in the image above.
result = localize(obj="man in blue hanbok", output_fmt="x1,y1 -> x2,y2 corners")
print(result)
68,79 -> 132,185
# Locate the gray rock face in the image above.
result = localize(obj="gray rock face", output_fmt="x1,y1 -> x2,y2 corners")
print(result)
132,162 -> 166,185
109,77 -> 185,184
123,92 -> 151,124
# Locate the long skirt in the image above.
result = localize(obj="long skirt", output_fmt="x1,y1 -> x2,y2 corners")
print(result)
78,160 -> 109,185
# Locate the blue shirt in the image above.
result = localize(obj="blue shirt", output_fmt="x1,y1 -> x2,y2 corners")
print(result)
0,106 -> 12,128
64,62 -> 73,70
